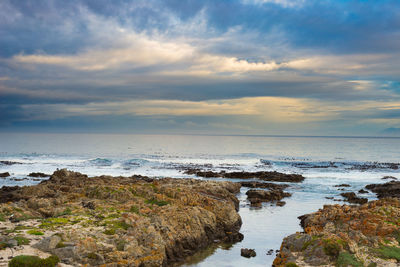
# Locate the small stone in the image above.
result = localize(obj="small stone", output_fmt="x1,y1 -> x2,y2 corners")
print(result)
241,248 -> 256,258
33,235 -> 61,252
82,201 -> 96,210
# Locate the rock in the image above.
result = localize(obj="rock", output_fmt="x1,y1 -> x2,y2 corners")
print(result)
28,172 -> 49,177
54,246 -> 80,262
340,192 -> 368,204
382,176 -> 397,180
366,181 -> 400,198
274,199 -> 400,267
241,248 -> 256,258
81,201 -> 95,210
334,184 -> 351,187
246,189 -> 291,207
0,169 -> 243,266
33,235 -> 62,252
184,169 -> 305,183
0,172 -> 10,178
85,252 -> 105,265
249,199 -> 262,207
358,189 -> 369,194
276,201 -> 286,207
349,162 -> 399,171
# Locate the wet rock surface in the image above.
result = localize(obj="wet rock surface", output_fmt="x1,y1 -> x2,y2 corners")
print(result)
340,192 -> 368,204
366,181 -> 400,198
334,184 -> 351,187
273,199 -> 400,267
184,169 -> 305,183
246,189 -> 291,207
241,248 -> 256,258
0,169 -> 243,266
0,172 -> 10,178
358,189 -> 369,194
28,172 -> 50,178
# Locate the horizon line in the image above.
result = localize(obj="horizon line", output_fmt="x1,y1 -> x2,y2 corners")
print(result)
1,131 -> 400,139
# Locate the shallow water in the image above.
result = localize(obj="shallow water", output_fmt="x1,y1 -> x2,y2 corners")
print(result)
1,133 -> 399,266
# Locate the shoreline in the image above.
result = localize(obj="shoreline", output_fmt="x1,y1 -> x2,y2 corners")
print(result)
1,166 -> 399,266
0,169 -> 243,266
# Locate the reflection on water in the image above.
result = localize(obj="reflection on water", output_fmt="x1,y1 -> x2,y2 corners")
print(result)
183,176 -> 379,267
178,243 -> 234,266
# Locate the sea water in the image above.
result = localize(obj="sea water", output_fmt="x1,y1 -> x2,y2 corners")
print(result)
1,133 -> 400,266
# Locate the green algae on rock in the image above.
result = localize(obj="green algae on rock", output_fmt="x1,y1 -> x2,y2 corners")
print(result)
0,169 -> 243,266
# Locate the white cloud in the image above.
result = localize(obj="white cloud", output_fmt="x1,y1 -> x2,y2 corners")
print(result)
18,96 -> 335,122
241,0 -> 305,8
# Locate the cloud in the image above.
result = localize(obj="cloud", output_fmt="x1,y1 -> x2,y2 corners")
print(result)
241,0 -> 305,8
2,0 -> 400,135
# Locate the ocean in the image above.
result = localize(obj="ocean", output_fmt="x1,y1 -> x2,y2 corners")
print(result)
1,133 -> 400,266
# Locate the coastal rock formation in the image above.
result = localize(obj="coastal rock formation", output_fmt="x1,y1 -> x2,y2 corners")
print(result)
340,192 -> 368,204
366,181 -> 400,198
184,169 -> 305,183
0,172 -> 10,178
273,198 -> 400,266
246,189 -> 291,207
334,184 -> 351,187
28,172 -> 50,177
0,169 -> 243,266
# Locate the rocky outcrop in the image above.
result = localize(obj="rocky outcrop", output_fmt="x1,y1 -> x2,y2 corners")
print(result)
0,172 -> 10,178
0,169 -> 243,266
184,169 -> 305,183
28,172 -> 50,177
358,189 -> 369,194
334,184 -> 350,187
340,192 -> 368,204
273,199 -> 400,266
241,248 -> 256,258
246,189 -> 291,207
366,181 -> 400,198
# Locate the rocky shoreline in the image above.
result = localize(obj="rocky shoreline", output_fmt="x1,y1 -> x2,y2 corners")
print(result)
273,181 -> 400,266
0,169 -> 244,266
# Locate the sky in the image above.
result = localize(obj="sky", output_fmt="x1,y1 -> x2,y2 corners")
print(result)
1,0 -> 400,136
